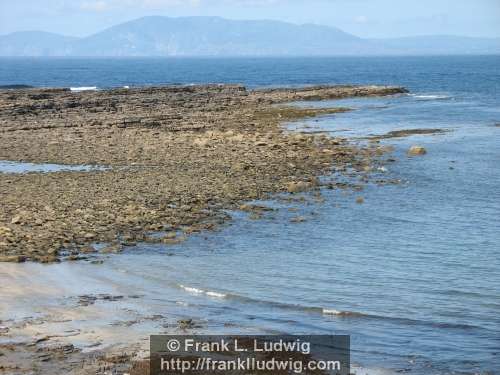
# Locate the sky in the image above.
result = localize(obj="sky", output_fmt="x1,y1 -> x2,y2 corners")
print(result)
1,0 -> 499,38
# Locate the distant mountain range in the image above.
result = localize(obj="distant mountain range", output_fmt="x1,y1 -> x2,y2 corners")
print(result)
1,16 -> 499,57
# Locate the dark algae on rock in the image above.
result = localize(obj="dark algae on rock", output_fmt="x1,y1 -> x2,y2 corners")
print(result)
0,84 -> 406,262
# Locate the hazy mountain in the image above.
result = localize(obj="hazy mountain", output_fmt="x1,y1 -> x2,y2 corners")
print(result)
71,16 -> 374,56
1,17 -> 499,57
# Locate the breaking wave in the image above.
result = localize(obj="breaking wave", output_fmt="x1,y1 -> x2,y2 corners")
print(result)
322,309 -> 368,317
70,86 -> 98,92
179,284 -> 227,298
177,284 -> 483,331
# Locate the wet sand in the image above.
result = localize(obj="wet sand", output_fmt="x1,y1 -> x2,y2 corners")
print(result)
0,261 -> 155,374
0,245 -> 398,375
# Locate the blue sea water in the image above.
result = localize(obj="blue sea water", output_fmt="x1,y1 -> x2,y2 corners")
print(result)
0,56 -> 499,374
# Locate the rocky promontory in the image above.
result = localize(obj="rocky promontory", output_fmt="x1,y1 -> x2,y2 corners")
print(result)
0,84 -> 407,262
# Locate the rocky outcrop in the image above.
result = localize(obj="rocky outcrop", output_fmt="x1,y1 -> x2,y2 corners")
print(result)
0,84 -> 406,261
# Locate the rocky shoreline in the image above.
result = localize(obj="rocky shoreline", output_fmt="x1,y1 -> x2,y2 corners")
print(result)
0,84 -> 406,262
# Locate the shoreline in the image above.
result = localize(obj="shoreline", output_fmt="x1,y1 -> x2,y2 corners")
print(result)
0,83 -> 408,374
1,54 -> 498,375
0,84 -> 406,262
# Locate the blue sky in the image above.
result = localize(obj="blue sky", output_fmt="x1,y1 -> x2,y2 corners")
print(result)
1,0 -> 499,38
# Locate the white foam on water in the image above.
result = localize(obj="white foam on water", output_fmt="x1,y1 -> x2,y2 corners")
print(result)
70,86 -> 98,92
322,308 -> 365,317
322,308 -> 342,315
179,285 -> 204,294
411,94 -> 451,100
351,365 -> 399,375
179,284 -> 227,298
206,291 -> 227,298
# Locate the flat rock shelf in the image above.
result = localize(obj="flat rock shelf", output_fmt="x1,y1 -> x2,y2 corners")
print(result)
0,84 -> 406,262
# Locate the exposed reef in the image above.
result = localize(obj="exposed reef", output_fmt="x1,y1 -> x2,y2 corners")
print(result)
0,84 -> 407,262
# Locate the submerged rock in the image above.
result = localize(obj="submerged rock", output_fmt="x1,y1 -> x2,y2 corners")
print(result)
374,128 -> 444,139
101,243 -> 123,254
163,232 -> 177,240
163,236 -> 186,245
286,181 -> 313,193
80,245 -> 98,254
177,319 -> 194,329
407,145 -> 427,156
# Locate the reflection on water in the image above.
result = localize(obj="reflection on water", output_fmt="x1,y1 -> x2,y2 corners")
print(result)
0,160 -> 107,174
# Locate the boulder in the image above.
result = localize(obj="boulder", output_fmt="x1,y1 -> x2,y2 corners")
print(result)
356,197 -> 365,204
164,232 -> 177,239
407,145 -> 427,156
286,181 -> 312,193
10,215 -> 22,224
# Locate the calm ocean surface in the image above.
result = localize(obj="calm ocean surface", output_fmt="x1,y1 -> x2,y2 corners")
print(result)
1,56 -> 499,374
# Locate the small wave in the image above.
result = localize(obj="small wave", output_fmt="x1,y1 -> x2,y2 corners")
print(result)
70,86 -> 98,92
410,94 -> 451,101
179,284 -> 227,298
180,285 -> 203,294
322,309 -> 367,317
228,294 -> 482,330
176,287 -> 484,331
184,289 -> 362,317
206,291 -> 227,298
323,308 -> 481,329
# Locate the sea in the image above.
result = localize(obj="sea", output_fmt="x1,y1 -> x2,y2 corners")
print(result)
0,56 -> 499,374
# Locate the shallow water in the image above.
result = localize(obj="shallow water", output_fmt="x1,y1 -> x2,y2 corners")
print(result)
0,160 -> 107,174
0,56 -> 499,374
